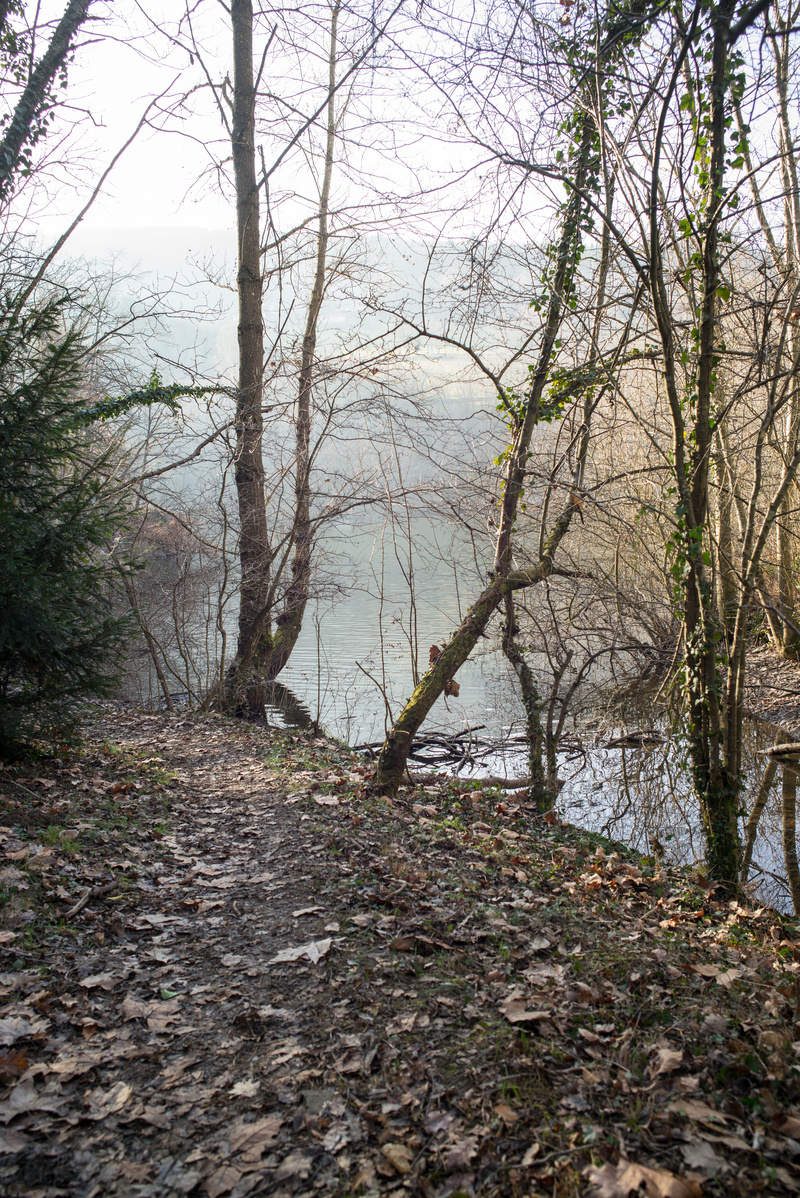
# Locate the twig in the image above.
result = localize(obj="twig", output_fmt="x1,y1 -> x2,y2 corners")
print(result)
64,881 -> 117,919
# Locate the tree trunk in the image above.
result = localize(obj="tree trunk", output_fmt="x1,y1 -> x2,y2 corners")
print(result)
0,0 -> 93,202
783,761 -> 800,913
268,2 -> 339,681
741,756 -> 777,885
646,0 -> 740,886
374,561 -> 566,792
771,6 -> 800,658
372,115 -> 596,795
501,595 -> 549,810
712,438 -> 738,646
223,0 -> 272,715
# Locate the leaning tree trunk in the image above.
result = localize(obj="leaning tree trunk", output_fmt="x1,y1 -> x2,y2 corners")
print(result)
223,0 -> 272,715
0,0 -> 93,203
371,109 -> 597,795
374,563 -> 557,793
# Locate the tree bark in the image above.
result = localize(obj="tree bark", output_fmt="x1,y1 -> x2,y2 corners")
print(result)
783,760 -> 800,913
372,115 -> 596,795
268,2 -> 339,680
501,595 -> 550,810
741,757 -> 777,885
224,0 -> 272,715
0,0 -> 93,201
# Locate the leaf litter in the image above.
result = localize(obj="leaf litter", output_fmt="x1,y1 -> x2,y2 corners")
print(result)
0,705 -> 798,1195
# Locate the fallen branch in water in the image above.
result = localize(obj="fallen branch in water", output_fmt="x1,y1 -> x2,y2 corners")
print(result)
406,770 -> 531,790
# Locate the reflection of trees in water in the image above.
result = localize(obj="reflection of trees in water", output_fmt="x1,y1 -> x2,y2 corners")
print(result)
562,707 -> 790,909
264,682 -> 314,731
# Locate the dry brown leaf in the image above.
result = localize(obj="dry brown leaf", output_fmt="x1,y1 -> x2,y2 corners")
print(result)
0,1078 -> 68,1123
681,1140 -> 729,1175
494,1102 -> 519,1126
500,997 -> 551,1025
775,1113 -> 800,1139
443,1135 -> 478,1173
79,973 -> 118,991
688,964 -> 720,979
268,938 -> 332,965
321,1119 -> 353,1152
0,1015 -> 48,1046
0,1128 -> 28,1154
585,1159 -> 703,1198
49,1052 -> 103,1078
654,1047 -> 684,1075
424,1110 -> 456,1136
521,1143 -> 540,1166
274,1152 -> 312,1182
668,1098 -> 728,1127
86,1081 -> 132,1117
121,995 -> 150,1021
381,1142 -> 414,1175
204,1164 -> 242,1198
386,1013 -> 416,1035
230,1114 -> 283,1162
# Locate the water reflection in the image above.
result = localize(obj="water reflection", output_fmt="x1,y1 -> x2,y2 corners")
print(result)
470,697 -> 790,911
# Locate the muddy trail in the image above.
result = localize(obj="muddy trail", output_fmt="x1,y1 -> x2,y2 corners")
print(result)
0,704 -> 799,1198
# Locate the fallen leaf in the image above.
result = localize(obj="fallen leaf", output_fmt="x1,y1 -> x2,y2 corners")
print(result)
654,1047 -> 684,1075
715,968 -> 741,989
79,973 -> 118,991
229,1114 -> 283,1161
0,1016 -> 48,1046
386,1012 -> 417,1034
530,934 -> 551,952
268,938 -> 332,966
87,1081 -> 132,1117
585,1158 -> 702,1197
521,1142 -> 540,1166
48,1053 -> 103,1079
204,1164 -> 242,1198
775,1113 -> 800,1139
0,1078 -> 68,1123
220,954 -> 242,968
500,997 -> 551,1025
668,1098 -> 728,1127
274,1152 -> 312,1182
0,1128 -> 28,1154
681,1140 -> 729,1175
322,1119 -> 353,1152
292,906 -> 324,918
443,1135 -> 478,1172
494,1102 -> 519,1126
229,1079 -> 259,1098
121,995 -> 150,1021
424,1110 -> 456,1135
381,1142 -> 414,1175
688,964 -> 720,979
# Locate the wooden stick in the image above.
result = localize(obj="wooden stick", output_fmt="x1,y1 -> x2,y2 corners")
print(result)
64,881 -> 117,920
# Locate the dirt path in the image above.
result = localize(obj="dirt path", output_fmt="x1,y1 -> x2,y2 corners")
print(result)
1,705 -> 800,1197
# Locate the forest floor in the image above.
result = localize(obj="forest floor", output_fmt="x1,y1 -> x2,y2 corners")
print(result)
0,700 -> 800,1198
